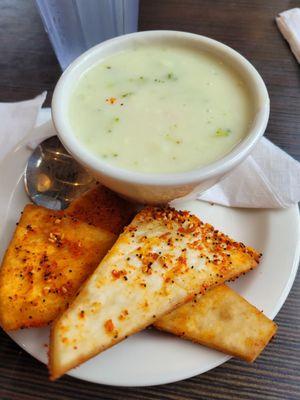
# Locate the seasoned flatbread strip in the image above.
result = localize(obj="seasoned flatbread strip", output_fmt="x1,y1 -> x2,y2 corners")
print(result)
154,284 -> 277,362
49,207 -> 260,379
0,204 -> 116,330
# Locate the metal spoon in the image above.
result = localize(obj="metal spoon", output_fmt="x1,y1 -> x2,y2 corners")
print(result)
24,136 -> 95,210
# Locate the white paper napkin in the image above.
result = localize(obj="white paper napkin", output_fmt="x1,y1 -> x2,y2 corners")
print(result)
0,92 -> 47,162
200,138 -> 300,208
276,8 -> 300,63
0,94 -> 299,209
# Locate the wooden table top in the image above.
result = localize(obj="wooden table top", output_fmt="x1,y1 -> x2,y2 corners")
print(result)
0,0 -> 299,399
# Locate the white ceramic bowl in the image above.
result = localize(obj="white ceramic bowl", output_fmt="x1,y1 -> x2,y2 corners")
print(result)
52,30 -> 270,204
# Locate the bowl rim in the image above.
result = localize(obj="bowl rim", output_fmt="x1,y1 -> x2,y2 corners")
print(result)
52,30 -> 270,186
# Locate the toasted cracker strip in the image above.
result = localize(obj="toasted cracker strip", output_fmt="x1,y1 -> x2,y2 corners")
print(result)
49,207 -> 260,379
154,284 -> 277,362
0,204 -> 116,331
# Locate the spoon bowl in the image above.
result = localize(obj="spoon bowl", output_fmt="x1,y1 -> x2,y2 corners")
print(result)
24,136 -> 95,210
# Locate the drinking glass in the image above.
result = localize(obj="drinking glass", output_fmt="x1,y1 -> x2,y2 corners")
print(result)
35,0 -> 139,70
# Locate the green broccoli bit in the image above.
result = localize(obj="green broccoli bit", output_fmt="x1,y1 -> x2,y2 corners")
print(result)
167,72 -> 178,81
121,92 -> 133,98
215,128 -> 231,137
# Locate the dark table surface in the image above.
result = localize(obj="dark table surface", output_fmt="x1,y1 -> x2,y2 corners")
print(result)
0,0 -> 300,399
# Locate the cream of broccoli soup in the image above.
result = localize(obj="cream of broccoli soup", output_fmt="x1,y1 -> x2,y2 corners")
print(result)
69,45 -> 253,174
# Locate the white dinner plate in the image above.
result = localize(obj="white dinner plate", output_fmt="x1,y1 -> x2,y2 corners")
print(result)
0,109 -> 299,387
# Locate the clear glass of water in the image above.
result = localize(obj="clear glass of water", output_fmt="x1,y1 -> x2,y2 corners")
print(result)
35,0 -> 139,70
